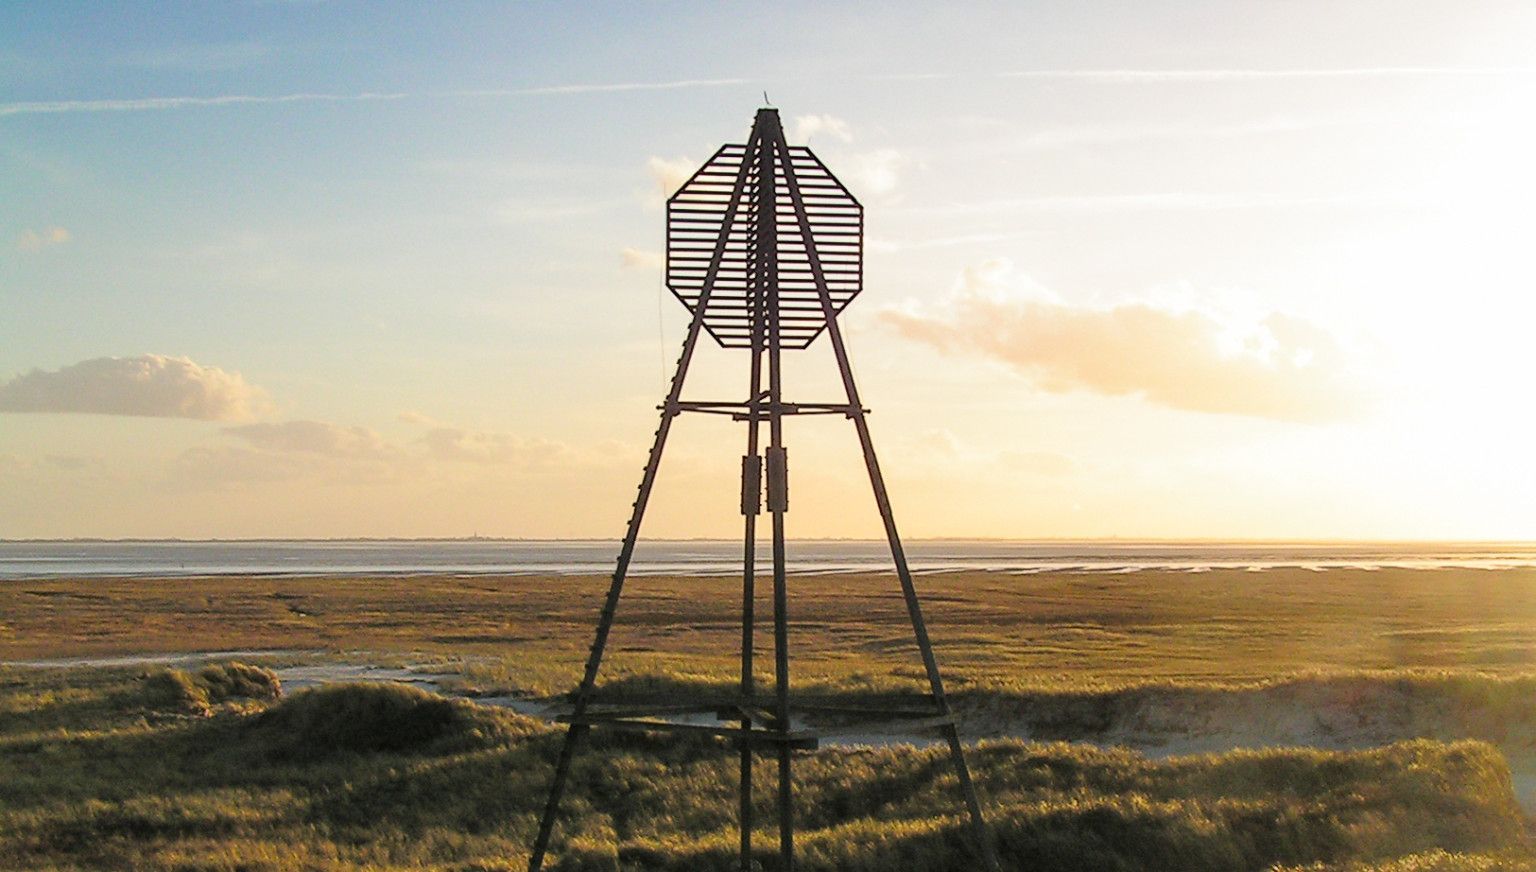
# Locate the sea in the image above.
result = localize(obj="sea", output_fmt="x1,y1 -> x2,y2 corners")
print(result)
2,539 -> 1535,580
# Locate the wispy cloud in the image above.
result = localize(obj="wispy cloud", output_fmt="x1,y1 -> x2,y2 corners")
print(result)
647,156 -> 696,198
870,231 -> 1037,253
898,427 -> 1076,478
223,420 -> 396,459
1018,117 -> 1356,149
396,414 -> 575,467
620,247 -> 664,270
0,78 -> 747,119
864,72 -> 954,82
793,114 -> 853,144
174,414 -> 597,486
0,91 -> 410,118
416,426 -> 571,466
457,77 -> 746,96
1001,67 -> 1536,83
0,354 -> 267,421
902,191 -> 1409,219
841,148 -> 907,196
16,226 -> 70,251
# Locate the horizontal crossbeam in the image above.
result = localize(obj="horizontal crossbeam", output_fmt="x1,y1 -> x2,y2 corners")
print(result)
665,400 -> 867,419
558,713 -> 821,749
558,705 -> 957,745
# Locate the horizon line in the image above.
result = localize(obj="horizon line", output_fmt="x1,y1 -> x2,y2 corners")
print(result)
3,536 -> 1533,546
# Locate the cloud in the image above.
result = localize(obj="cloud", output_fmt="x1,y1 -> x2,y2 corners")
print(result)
171,446 -> 320,484
1000,450 -> 1075,476
223,420 -> 395,459
172,420 -> 401,487
16,226 -> 69,251
880,260 -> 1359,422
909,427 -> 1075,476
177,420 -> 403,486
915,428 -> 962,456
870,231 -> 1037,253
620,247 -> 664,270
782,115 -> 906,197
169,414 -> 600,488
1000,67 -> 1536,83
496,77 -> 746,96
648,156 -> 696,198
417,426 -> 570,466
398,413 -> 579,467
0,354 -> 266,420
397,410 -> 441,426
793,114 -> 853,144
842,149 -> 906,196
1019,117 -> 1348,149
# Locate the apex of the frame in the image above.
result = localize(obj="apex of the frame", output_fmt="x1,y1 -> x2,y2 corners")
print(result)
753,106 -> 781,132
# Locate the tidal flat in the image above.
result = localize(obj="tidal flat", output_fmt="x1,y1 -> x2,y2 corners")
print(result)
4,567 -> 1536,869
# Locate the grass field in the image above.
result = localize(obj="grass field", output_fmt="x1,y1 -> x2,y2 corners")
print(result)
8,567 -> 1536,693
5,567 -> 1536,869
1,663 -> 1532,871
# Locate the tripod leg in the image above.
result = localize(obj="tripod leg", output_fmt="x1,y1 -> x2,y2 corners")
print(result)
771,132 -> 999,871
527,121 -> 764,872
528,401 -> 679,869
527,723 -> 587,870
848,406 -> 998,870
528,386 -> 683,868
740,351 -> 765,871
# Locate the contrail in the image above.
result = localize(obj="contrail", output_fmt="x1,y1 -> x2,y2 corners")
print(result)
0,78 -> 749,118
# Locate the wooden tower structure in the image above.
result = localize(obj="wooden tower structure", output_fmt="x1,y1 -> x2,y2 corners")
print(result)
528,107 -> 997,871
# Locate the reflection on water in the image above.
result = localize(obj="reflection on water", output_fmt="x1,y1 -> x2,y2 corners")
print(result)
2,539 -> 1535,579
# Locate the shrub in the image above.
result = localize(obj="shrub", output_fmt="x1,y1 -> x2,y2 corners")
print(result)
246,682 -> 538,759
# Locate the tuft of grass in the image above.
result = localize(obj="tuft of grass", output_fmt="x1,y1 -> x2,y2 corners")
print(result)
141,661 -> 281,716
246,681 -> 538,759
196,661 -> 282,703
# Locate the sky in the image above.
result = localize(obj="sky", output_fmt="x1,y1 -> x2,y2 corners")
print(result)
2,1 -> 1534,540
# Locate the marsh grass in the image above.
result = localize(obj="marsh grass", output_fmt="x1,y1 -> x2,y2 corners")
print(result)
1276,850 -> 1536,871
9,568 -> 1536,698
0,664 -> 1531,871
7,568 -> 1536,868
